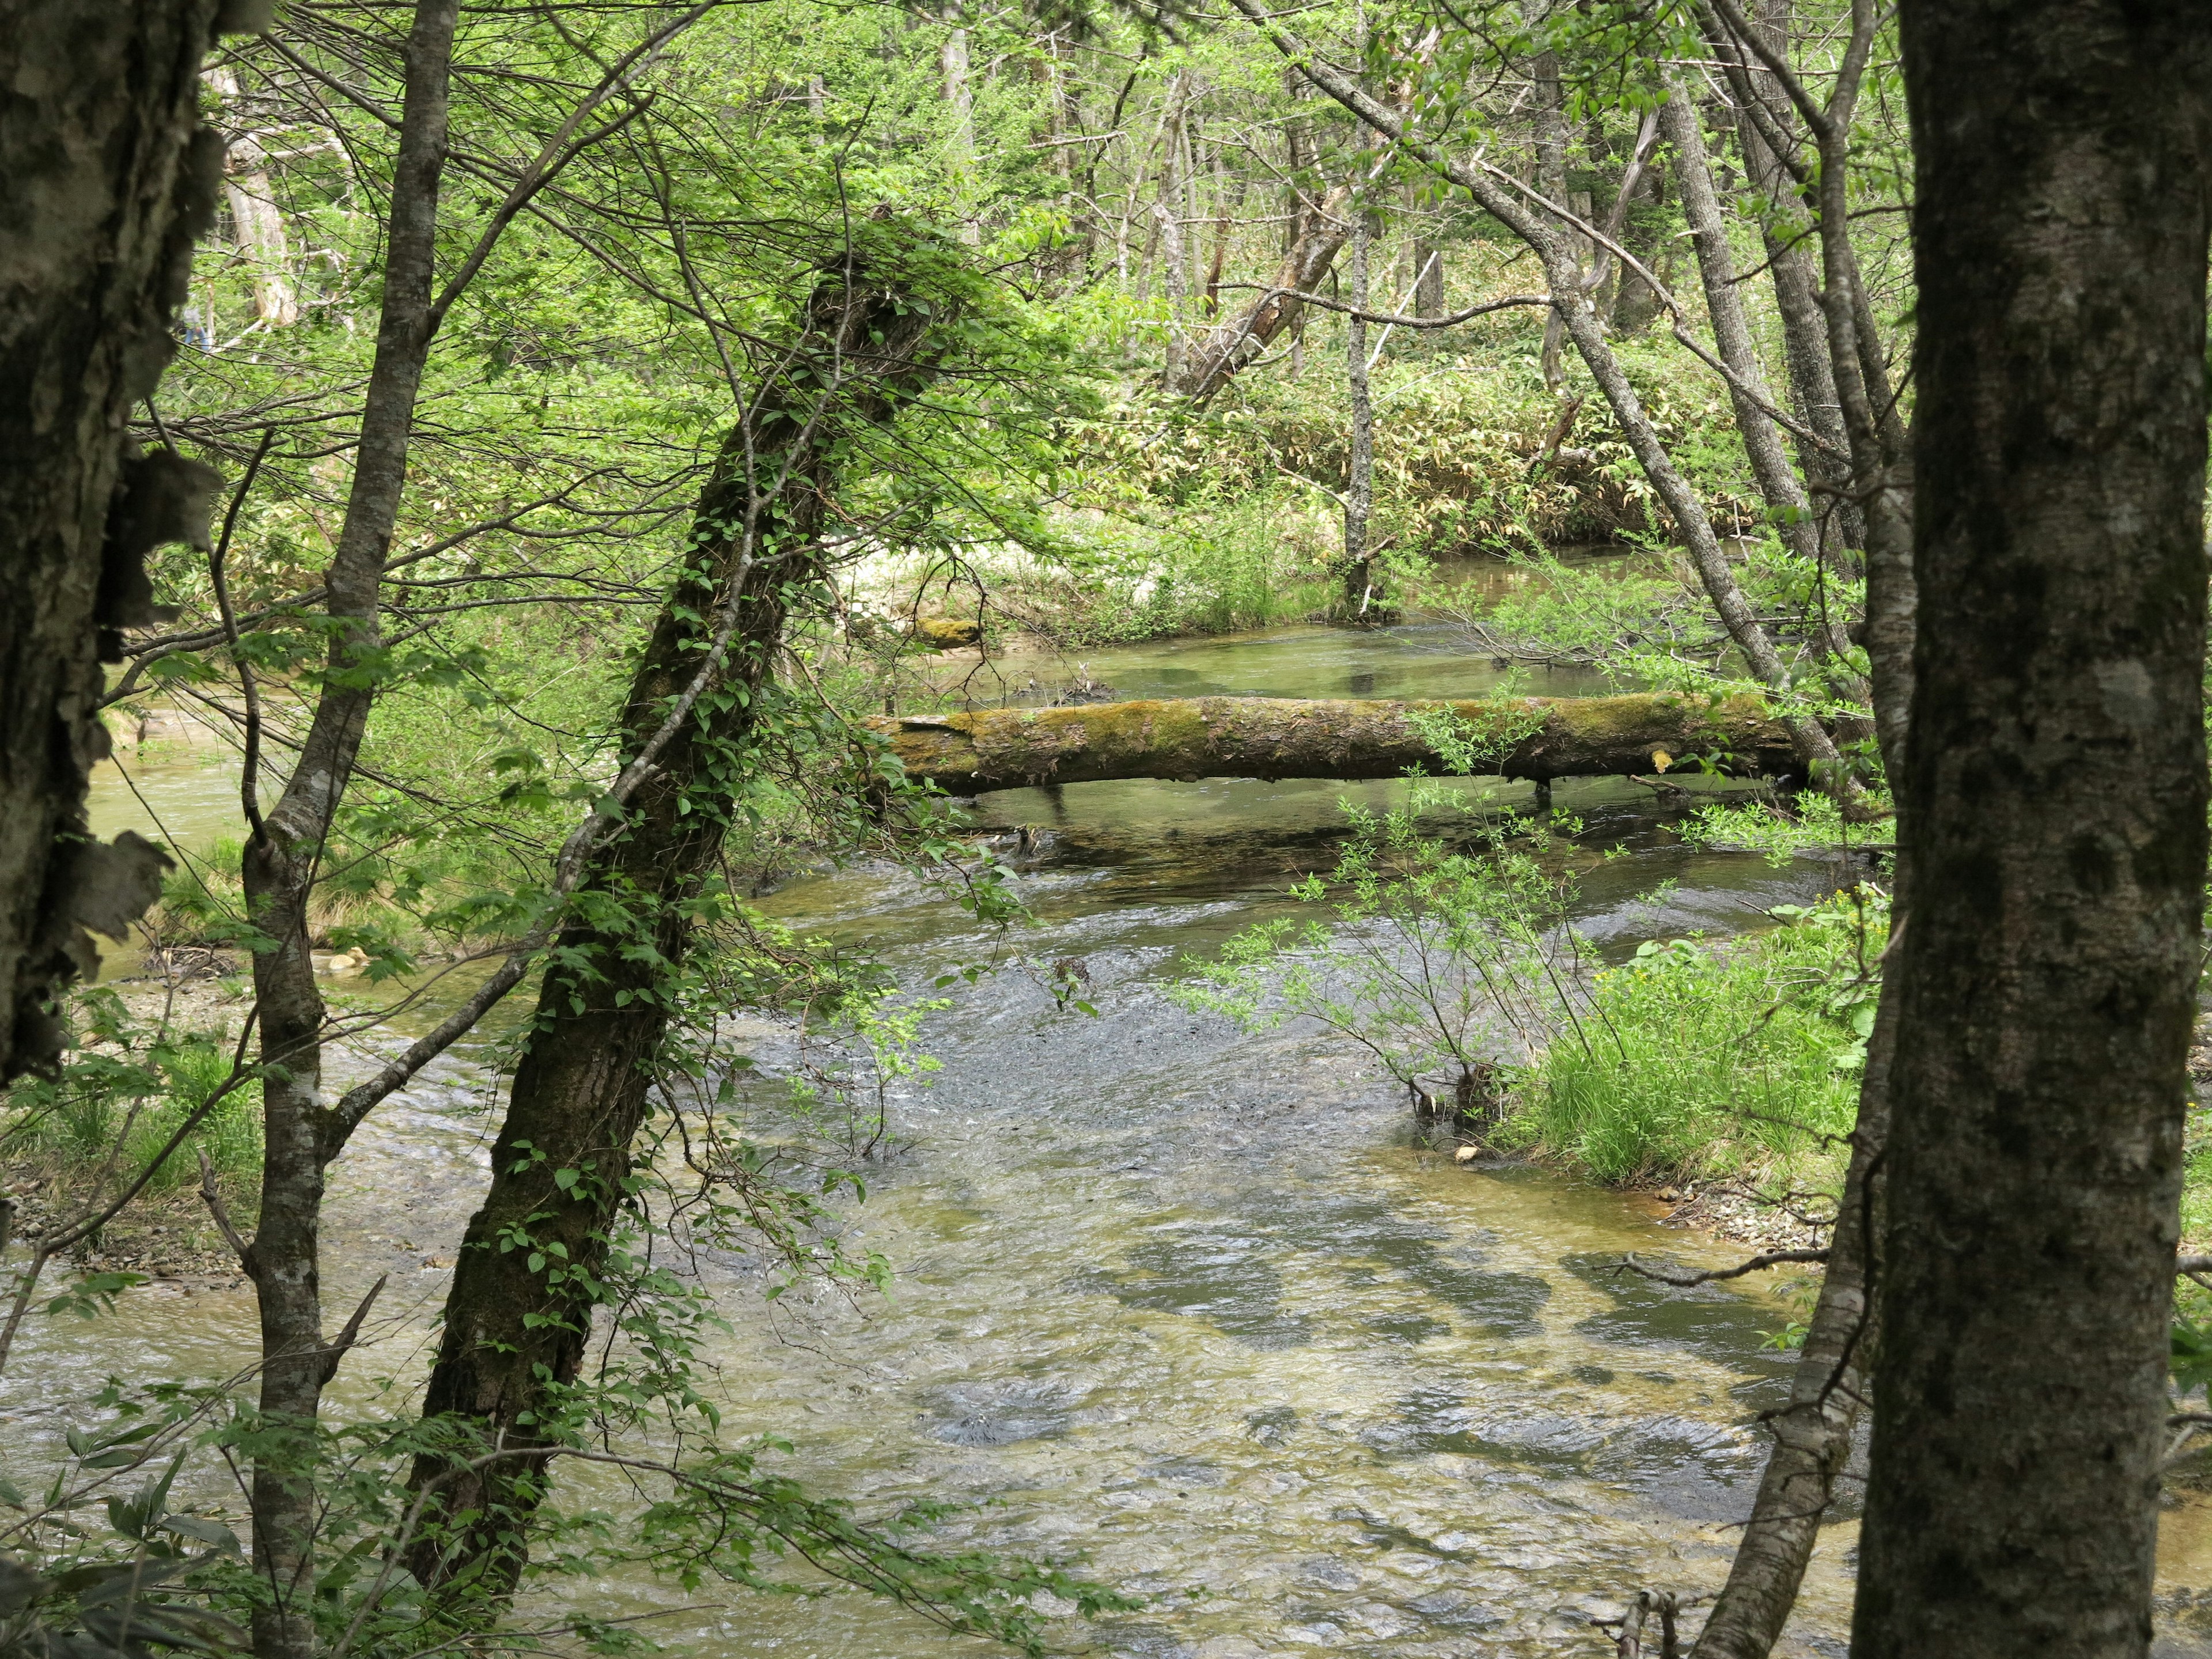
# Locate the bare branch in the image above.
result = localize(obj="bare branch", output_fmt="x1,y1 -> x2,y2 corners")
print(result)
1620,1248 -> 1830,1287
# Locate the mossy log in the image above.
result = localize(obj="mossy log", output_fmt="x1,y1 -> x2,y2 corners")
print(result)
869,692 -> 1798,795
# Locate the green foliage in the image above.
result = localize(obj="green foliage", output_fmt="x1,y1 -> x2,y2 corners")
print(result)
1680,790 -> 1896,865
1176,718 -> 1588,1134
2,991 -> 262,1200
1514,893 -> 1885,1186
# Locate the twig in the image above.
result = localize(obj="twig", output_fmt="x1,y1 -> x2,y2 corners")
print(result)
196,1145 -> 256,1273
1210,282 -> 1550,329
209,427 -> 277,838
318,1274 -> 389,1384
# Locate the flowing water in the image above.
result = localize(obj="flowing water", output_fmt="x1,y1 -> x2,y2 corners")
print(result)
22,611 -> 2212,1656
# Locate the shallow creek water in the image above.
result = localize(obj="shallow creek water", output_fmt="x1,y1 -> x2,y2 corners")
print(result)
26,614 -> 2212,1656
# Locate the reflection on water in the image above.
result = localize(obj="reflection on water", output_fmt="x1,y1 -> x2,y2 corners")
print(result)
17,617 -> 2212,1657
929,615 -> 1612,711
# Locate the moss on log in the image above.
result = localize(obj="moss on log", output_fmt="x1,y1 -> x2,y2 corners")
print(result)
869,692 -> 1797,795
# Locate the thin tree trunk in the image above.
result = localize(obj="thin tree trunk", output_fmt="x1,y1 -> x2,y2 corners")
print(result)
1156,71 -> 1190,385
1659,85 -> 1860,685
1411,234 -> 1444,317
941,22 -> 977,246
1727,4 -> 1856,550
1529,42 -> 1575,401
1201,151 -> 1238,315
406,259 -> 953,1594
0,0 -> 233,1083
1343,211 -> 1374,613
1854,9 -> 2211,1658
1661,88 -> 1812,556
236,7 -> 457,1655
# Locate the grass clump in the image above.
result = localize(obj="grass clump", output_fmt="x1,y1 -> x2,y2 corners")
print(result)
1512,895 -> 1883,1187
3,989 -> 262,1198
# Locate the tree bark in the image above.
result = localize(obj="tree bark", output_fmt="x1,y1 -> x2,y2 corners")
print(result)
870,692 -> 1799,795
0,0 -> 238,1083
406,256 -> 954,1593
1343,211 -> 1375,612
1853,9 -> 2212,1659
236,7 -> 457,1655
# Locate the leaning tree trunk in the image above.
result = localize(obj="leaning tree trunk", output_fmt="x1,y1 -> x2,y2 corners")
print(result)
406,256 -> 953,1594
1660,85 -> 1867,729
0,0 -> 243,1084
1176,180 -> 1353,401
1725,0 -> 1858,551
1852,8 -> 2212,1659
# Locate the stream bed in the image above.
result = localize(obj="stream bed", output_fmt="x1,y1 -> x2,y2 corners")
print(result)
25,615 -> 2212,1656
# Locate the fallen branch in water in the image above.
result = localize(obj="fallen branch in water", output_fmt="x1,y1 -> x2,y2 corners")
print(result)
1620,1248 -> 1831,1287
1596,1589 -> 1684,1659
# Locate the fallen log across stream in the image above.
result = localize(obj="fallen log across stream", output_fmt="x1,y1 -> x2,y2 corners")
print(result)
867,692 -> 1800,796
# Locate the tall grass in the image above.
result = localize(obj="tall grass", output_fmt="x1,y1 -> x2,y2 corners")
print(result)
1512,899 -> 1882,1187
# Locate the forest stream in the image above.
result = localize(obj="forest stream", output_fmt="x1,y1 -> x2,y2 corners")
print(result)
24,615 -> 2212,1657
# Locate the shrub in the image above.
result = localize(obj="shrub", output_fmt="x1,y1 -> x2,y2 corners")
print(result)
1512,896 -> 1883,1187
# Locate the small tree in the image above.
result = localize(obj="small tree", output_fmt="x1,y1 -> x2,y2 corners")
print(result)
1178,722 -> 1601,1141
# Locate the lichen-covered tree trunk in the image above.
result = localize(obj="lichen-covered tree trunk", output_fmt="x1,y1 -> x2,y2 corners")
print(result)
872,692 -> 1797,794
406,259 -> 950,1592
0,0 -> 238,1082
1853,7 -> 2212,1657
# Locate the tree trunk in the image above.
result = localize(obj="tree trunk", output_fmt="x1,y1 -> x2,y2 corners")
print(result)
1175,180 -> 1352,399
1342,211 -> 1375,613
1659,85 -> 1861,688
0,0 -> 233,1083
1659,88 -> 1817,567
407,256 -> 953,1594
941,23 -> 978,247
207,64 -> 300,327
1854,9 -> 2212,1659
1528,42 -> 1575,402
1156,71 -> 1191,386
1726,0 -> 1857,550
236,7 -> 458,1655
871,692 -> 1799,795
1413,241 -> 1444,316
